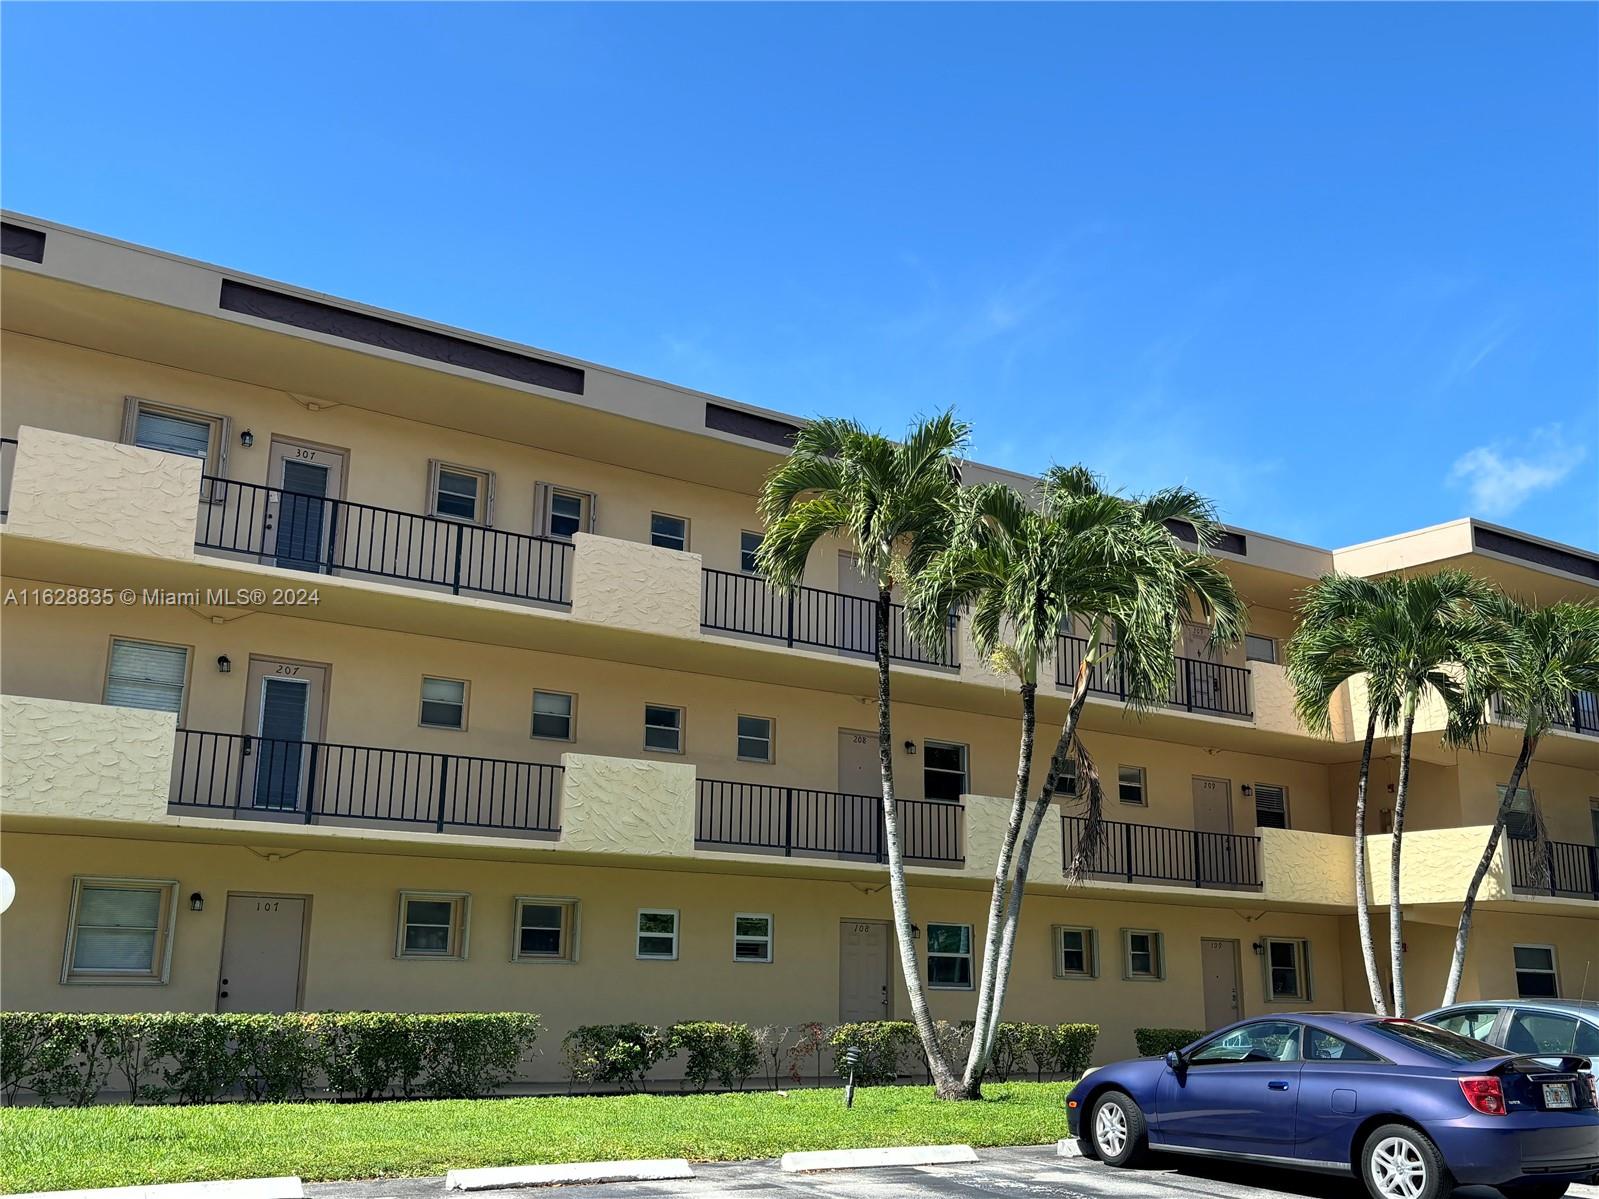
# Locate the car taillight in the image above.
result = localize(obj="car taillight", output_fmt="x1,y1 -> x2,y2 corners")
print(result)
1586,1074 -> 1597,1108
1460,1076 -> 1506,1116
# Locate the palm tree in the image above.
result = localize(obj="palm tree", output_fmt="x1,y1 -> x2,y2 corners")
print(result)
910,466 -> 1244,1096
756,411 -> 971,1097
1441,598 -> 1599,1006
1286,570 -> 1502,1015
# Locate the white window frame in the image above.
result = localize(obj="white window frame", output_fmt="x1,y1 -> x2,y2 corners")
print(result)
512,896 -> 579,963
923,740 -> 969,802
1117,765 -> 1147,807
1244,634 -> 1277,664
418,676 -> 468,730
636,908 -> 680,960
1054,924 -> 1098,980
538,484 -> 595,540
1253,783 -> 1290,830
121,396 -> 229,499
531,689 -> 576,741
396,891 -> 471,960
1513,943 -> 1560,999
650,512 -> 690,552
1122,928 -> 1164,980
737,714 -> 775,764
740,530 -> 764,574
61,876 -> 178,985
1264,937 -> 1311,1001
733,913 -> 773,963
1061,757 -> 1078,797
104,637 -> 191,719
926,921 -> 974,990
644,704 -> 684,754
427,460 -> 494,525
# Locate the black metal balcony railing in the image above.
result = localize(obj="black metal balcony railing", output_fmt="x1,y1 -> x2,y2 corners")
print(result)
0,436 -> 16,519
1055,635 -> 1252,719
170,729 -> 562,834
695,778 -> 963,864
1494,692 -> 1599,738
701,568 -> 958,668
196,477 -> 573,606
1062,814 -> 1262,890
1509,837 -> 1599,902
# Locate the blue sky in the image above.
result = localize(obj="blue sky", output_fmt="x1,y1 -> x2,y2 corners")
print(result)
4,3 -> 1595,550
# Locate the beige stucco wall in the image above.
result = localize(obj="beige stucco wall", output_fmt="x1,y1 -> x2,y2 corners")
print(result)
1366,827 -> 1506,906
0,694 -> 177,823
561,752 -> 696,856
1249,661 -> 1299,737
571,534 -> 703,640
5,425 -> 201,559
1259,828 -> 1355,908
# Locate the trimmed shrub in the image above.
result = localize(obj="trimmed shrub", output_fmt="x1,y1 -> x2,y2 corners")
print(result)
990,1022 -> 1042,1082
1134,1027 -> 1205,1057
145,1014 -> 238,1104
417,1013 -> 542,1098
562,1023 -> 671,1091
668,1022 -> 759,1092
988,1022 -> 1099,1082
1052,1023 -> 1099,1079
828,1021 -> 919,1086
318,1012 -> 426,1100
231,1014 -> 322,1102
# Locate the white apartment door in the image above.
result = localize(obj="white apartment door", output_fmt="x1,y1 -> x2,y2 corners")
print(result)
1200,938 -> 1241,1030
266,438 -> 347,573
840,920 -> 893,1022
1191,776 -> 1234,833
838,729 -> 879,796
218,894 -> 308,1013
241,657 -> 330,813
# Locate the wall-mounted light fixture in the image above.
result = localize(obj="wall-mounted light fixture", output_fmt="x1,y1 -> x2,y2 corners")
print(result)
903,740 -> 917,755
216,655 -> 231,674
239,429 -> 254,448
1251,940 -> 1264,956
910,924 -> 921,940
189,892 -> 205,912
1240,784 -> 1253,797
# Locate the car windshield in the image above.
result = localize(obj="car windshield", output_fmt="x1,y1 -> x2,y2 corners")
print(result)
1370,1019 -> 1503,1063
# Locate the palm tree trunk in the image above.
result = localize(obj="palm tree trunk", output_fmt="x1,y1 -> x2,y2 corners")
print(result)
1352,709 -> 1387,1015
873,588 -> 959,1096
958,679 -> 1036,1097
1388,700 -> 1418,1016
1441,734 -> 1536,1007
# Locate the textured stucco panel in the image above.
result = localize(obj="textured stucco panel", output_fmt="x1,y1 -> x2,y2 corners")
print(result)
559,752 -> 696,856
6,426 -> 201,558
1,694 -> 176,822
1260,828 -> 1355,907
1250,662 -> 1304,738
1367,826 -> 1506,906
570,533 -> 701,639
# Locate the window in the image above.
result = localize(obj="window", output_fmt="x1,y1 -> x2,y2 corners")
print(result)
538,484 -> 594,539
1504,1011 -> 1582,1056
429,462 -> 492,524
1117,766 -> 1146,806
62,878 -> 176,983
1430,1008 -> 1499,1041
531,690 -> 575,741
740,531 -> 763,574
737,715 -> 774,763
927,923 -> 973,989
733,913 -> 772,962
513,897 -> 577,963
644,705 -> 684,753
1055,926 -> 1097,979
419,677 -> 467,729
105,639 -> 189,715
650,513 -> 689,551
1370,1019 -> 1502,1063
1244,634 -> 1277,664
923,741 -> 968,802
1513,944 -> 1559,998
1265,938 -> 1311,1001
1253,784 -> 1289,830
1061,757 -> 1078,798
1190,1021 -> 1301,1064
637,909 -> 679,959
123,398 -> 225,470
1123,929 -> 1163,979
1304,1027 -> 1380,1062
1501,786 -> 1536,840
397,892 -> 469,959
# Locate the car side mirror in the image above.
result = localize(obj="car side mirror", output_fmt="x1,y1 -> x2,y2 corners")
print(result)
1164,1050 -> 1185,1072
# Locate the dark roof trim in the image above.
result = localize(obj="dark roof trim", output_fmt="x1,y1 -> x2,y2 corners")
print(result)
218,280 -> 584,395
2,222 -> 45,264
1474,526 -> 1598,582
705,402 -> 799,448
1168,518 -> 1248,557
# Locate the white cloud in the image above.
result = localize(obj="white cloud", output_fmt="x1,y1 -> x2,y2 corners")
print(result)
1446,425 -> 1589,518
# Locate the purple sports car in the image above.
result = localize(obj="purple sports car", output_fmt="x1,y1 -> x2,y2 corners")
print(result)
1065,1012 -> 1599,1199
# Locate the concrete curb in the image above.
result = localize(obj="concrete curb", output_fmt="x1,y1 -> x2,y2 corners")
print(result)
13,1179 -> 304,1199
443,1161 -> 694,1191
779,1145 -> 979,1173
1056,1139 -> 1084,1158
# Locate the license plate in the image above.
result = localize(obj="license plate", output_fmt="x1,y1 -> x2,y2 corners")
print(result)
1542,1082 -> 1573,1109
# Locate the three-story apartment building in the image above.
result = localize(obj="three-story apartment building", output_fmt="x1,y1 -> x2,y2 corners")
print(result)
1,213 -> 1595,1078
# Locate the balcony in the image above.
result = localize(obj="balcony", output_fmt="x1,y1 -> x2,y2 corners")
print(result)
169,728 -> 563,836
1509,837 -> 1599,902
1495,692 -> 1599,738
197,477 -> 573,607
1062,814 -> 1262,891
701,568 -> 958,668
695,778 -> 963,866
1055,635 -> 1252,720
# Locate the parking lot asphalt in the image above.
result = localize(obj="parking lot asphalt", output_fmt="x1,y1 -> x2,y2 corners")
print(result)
307,1145 -> 1599,1199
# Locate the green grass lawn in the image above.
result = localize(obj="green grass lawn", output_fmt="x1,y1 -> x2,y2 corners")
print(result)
1,1082 -> 1071,1191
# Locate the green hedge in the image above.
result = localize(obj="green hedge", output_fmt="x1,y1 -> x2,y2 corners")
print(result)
1134,1027 -> 1205,1057
989,1022 -> 1098,1081
0,1012 -> 541,1106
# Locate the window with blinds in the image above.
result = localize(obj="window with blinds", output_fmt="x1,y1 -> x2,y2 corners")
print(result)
65,879 -> 175,980
105,639 -> 189,714
1254,784 -> 1289,829
134,410 -> 212,460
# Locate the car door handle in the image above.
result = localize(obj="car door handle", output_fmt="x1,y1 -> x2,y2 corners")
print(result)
1267,1080 -> 1290,1090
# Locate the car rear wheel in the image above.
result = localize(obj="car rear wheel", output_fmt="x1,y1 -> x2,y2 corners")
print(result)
1089,1089 -> 1149,1167
1360,1124 -> 1454,1199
